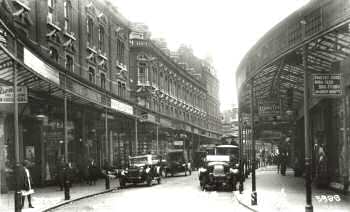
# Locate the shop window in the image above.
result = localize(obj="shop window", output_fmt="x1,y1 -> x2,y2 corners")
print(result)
65,55 -> 74,72
88,67 -> 95,83
87,16 -> 94,46
98,25 -> 105,52
49,47 -> 58,62
100,72 -> 106,89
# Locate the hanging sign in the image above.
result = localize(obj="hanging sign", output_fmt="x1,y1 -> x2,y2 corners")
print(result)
0,86 -> 27,103
258,99 -> 280,116
312,73 -> 343,97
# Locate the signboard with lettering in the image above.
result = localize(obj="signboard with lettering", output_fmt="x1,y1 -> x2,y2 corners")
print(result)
312,73 -> 343,97
23,48 -> 60,85
258,99 -> 280,116
0,86 -> 27,103
111,99 -> 133,115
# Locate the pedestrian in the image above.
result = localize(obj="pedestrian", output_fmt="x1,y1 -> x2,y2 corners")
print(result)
64,162 -> 75,188
16,160 -> 34,209
276,153 -> 281,174
57,157 -> 65,191
88,160 -> 99,185
280,153 -> 287,176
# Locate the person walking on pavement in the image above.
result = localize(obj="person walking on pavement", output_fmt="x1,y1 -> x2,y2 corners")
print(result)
276,153 -> 281,174
88,160 -> 99,185
17,160 -> 34,209
57,157 -> 65,191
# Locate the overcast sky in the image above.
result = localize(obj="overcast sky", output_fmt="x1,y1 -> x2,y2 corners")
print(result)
113,0 -> 310,111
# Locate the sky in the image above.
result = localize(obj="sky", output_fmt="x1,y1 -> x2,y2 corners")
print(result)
113,0 -> 310,111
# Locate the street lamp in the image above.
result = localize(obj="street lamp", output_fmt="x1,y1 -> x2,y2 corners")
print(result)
301,19 -> 313,212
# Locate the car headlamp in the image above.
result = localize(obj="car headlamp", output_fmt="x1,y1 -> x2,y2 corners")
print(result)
145,167 -> 151,173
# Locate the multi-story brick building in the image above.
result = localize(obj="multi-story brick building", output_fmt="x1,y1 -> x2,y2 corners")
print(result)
0,0 -> 135,190
129,24 -> 222,159
0,0 -> 222,192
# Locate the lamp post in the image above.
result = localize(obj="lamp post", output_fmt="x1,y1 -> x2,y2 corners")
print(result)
301,19 -> 313,212
250,79 -> 257,206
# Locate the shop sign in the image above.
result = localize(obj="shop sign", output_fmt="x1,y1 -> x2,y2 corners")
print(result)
173,140 -> 184,146
111,99 -> 133,115
67,78 -> 109,107
0,86 -> 27,103
312,73 -> 343,97
258,99 -> 280,116
23,48 -> 60,85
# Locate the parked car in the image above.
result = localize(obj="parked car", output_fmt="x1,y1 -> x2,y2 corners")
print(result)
198,155 -> 239,191
161,150 -> 191,177
119,154 -> 162,188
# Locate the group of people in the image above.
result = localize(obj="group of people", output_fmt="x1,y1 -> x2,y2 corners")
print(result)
57,158 -> 101,188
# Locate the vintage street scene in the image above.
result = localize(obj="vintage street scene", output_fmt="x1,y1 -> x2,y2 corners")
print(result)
1,0 -> 350,211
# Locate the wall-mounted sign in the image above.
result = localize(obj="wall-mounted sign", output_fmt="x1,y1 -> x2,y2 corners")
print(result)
0,86 -> 27,103
111,99 -> 133,115
258,99 -> 280,116
66,78 -> 109,107
23,48 -> 60,85
312,73 -> 343,97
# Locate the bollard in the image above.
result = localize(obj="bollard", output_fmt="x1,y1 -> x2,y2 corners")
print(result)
14,191 -> 22,212
105,174 -> 110,190
64,180 -> 70,200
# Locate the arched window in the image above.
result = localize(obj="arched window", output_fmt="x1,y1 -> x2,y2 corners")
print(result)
88,67 -> 95,83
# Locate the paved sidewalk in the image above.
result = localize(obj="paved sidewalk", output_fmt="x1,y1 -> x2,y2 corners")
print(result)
235,166 -> 350,212
0,178 -> 120,212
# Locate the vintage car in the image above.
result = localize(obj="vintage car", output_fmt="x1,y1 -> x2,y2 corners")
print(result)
198,155 -> 239,191
119,154 -> 162,188
161,150 -> 191,177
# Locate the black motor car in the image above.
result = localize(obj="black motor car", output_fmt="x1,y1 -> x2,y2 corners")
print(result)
161,150 -> 191,177
198,155 -> 239,191
119,154 -> 161,188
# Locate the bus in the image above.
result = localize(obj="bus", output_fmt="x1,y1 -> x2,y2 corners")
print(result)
214,144 -> 240,164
